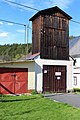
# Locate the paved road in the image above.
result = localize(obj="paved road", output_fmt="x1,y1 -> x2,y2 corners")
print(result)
43,93 -> 80,108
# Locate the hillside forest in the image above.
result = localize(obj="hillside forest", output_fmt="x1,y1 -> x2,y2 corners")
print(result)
0,44 -> 32,62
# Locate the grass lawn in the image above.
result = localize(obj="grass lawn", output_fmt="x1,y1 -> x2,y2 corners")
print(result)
0,94 -> 80,120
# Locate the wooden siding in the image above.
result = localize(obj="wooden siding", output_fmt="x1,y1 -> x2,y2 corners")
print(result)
32,16 -> 41,54
32,9 -> 70,60
40,14 -> 69,60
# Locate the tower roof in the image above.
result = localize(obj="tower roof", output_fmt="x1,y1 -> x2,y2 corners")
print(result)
29,6 -> 72,21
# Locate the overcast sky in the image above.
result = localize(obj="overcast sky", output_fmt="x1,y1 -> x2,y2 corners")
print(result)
0,0 -> 80,44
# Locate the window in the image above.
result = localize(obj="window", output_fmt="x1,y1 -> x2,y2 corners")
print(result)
62,19 -> 67,29
74,76 -> 77,85
54,17 -> 59,28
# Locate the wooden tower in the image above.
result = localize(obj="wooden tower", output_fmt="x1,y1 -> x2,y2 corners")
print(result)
29,6 -> 72,60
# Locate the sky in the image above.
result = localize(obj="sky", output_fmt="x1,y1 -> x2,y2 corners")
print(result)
0,0 -> 80,45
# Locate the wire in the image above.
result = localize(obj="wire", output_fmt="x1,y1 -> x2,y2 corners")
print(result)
4,0 -> 39,11
0,18 -> 32,30
0,19 -> 26,26
70,20 -> 80,24
2,0 -> 80,25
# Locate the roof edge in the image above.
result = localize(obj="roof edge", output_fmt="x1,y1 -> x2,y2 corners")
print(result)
29,6 -> 72,21
0,60 -> 35,64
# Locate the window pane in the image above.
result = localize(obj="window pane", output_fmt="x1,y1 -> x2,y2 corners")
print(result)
74,76 -> 77,85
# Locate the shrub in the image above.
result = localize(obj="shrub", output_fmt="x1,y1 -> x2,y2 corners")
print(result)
73,88 -> 80,92
31,90 -> 38,95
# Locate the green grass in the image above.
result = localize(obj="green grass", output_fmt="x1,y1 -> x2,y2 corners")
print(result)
0,94 -> 80,120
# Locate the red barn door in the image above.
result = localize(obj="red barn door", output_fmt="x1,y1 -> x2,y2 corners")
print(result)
0,68 -> 28,94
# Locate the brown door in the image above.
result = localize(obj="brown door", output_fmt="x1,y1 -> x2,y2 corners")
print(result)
43,65 -> 66,93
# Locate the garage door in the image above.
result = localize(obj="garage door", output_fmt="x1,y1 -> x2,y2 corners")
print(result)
0,68 -> 28,94
43,65 -> 66,93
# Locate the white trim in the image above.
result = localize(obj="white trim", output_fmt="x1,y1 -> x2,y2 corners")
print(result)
35,59 -> 73,92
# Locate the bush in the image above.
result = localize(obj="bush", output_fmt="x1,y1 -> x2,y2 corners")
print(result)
31,90 -> 37,95
73,88 -> 80,92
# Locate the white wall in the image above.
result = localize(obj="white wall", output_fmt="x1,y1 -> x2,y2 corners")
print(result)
73,58 -> 80,88
74,58 -> 80,66
35,59 -> 73,92
0,61 -> 35,91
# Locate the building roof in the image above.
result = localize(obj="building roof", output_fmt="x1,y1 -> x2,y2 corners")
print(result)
29,6 -> 72,21
26,52 -> 40,60
69,36 -> 80,58
0,53 -> 40,64
19,52 -> 40,60
0,59 -> 35,65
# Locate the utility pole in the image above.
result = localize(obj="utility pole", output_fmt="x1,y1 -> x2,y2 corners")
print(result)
27,24 -> 29,54
24,24 -> 29,58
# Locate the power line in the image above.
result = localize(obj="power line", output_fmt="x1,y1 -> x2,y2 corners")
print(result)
0,18 -> 26,26
0,18 -> 31,52
0,18 -> 32,30
70,20 -> 80,24
4,0 -> 39,11
2,0 -> 80,26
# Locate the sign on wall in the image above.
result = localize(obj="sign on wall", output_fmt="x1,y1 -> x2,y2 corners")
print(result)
55,72 -> 61,76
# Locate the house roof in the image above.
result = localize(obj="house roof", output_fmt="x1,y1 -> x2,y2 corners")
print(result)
26,52 -> 40,60
29,6 -> 72,21
0,53 -> 40,64
19,52 -> 40,60
0,59 -> 35,65
69,36 -> 80,58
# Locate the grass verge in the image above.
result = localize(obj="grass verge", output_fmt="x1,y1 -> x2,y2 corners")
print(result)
0,94 -> 80,120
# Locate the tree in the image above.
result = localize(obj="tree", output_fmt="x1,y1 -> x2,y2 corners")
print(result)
0,43 -> 32,61
69,36 -> 75,40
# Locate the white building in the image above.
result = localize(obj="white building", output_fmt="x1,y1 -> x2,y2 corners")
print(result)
0,53 -> 73,94
70,36 -> 80,89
